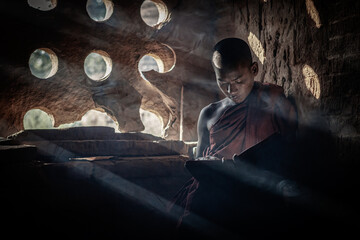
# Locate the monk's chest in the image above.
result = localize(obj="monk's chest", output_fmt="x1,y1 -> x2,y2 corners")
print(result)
206,102 -> 235,130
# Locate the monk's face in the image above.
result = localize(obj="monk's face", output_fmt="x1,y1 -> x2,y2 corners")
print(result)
214,61 -> 258,104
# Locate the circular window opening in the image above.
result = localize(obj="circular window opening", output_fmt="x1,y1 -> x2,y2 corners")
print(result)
140,0 -> 168,27
140,108 -> 163,137
138,55 -> 163,72
29,48 -> 58,79
84,50 -> 112,81
86,0 -> 114,22
28,0 -> 57,11
138,54 -> 164,81
58,109 -> 119,132
23,109 -> 54,130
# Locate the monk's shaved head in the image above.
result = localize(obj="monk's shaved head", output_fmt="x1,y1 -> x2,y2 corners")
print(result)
212,38 -> 253,70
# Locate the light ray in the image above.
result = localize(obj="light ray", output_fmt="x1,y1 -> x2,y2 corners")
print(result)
306,0 -> 322,28
248,32 -> 266,64
302,64 -> 321,99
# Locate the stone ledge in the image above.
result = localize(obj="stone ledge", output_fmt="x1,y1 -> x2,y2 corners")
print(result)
18,140 -> 189,161
7,127 -> 164,142
2,127 -> 194,162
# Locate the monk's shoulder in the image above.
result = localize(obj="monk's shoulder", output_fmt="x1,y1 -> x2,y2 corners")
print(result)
199,99 -> 230,130
253,82 -> 286,102
257,82 -> 285,97
252,82 -> 289,108
200,99 -> 225,117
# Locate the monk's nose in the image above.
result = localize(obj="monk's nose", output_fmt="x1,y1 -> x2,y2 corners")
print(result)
227,83 -> 236,94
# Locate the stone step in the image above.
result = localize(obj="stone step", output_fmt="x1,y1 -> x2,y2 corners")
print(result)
6,126 -> 163,142
18,140 -> 188,161
48,155 -> 190,179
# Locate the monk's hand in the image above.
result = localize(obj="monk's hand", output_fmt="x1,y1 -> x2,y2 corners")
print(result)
196,156 -> 221,161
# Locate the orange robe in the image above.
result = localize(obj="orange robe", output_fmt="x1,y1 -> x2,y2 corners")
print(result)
168,81 -> 297,227
204,81 -> 297,159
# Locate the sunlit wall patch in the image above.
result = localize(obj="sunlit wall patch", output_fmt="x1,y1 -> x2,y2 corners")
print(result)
140,0 -> 169,28
84,50 -> 112,82
138,54 -> 164,81
28,0 -> 57,11
29,48 -> 58,79
138,43 -> 176,82
305,0 -> 322,28
139,54 -> 163,72
140,108 -> 163,137
248,32 -> 266,65
58,109 -> 119,132
86,0 -> 114,22
302,64 -> 321,99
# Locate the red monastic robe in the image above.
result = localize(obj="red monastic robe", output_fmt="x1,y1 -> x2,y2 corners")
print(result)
168,81 -> 297,227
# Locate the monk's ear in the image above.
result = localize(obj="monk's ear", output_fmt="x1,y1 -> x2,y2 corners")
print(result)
250,62 -> 258,76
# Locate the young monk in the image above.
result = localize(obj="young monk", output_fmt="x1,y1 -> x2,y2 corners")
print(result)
197,38 -> 297,160
168,38 -> 298,238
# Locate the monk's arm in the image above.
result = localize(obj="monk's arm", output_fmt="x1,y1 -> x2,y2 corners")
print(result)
195,107 -> 211,159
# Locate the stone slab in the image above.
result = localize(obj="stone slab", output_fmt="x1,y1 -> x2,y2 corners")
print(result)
18,139 -> 189,161
7,127 -> 163,142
